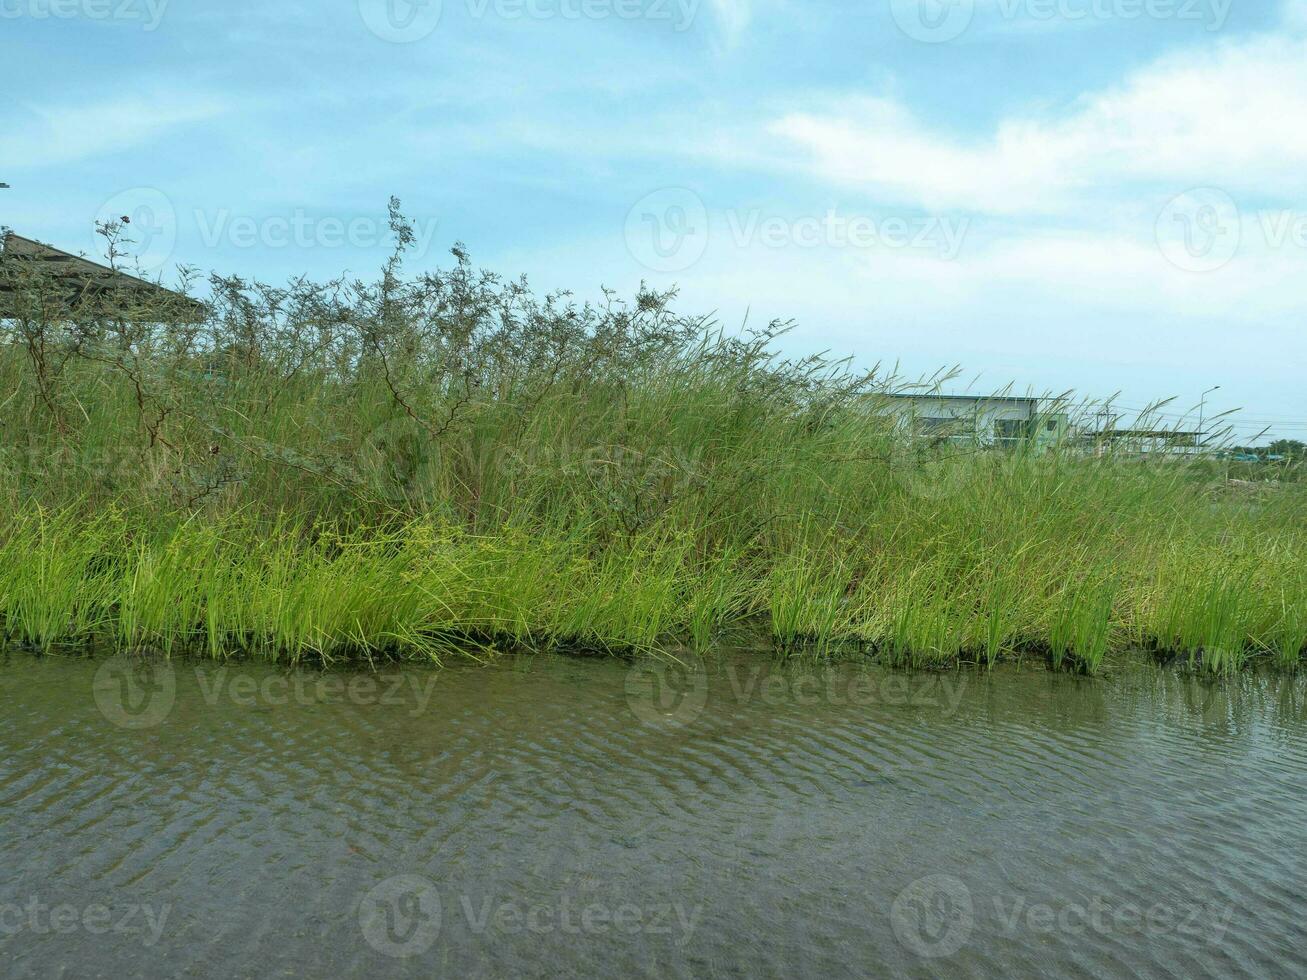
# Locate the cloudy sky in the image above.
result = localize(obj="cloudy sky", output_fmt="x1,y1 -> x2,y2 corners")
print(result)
2,0 -> 1305,439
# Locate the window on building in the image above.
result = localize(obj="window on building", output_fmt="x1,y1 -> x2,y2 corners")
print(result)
913,416 -> 971,443
994,418 -> 1030,442
920,417 -> 960,433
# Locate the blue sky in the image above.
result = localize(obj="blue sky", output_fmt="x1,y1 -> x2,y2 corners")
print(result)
3,0 -> 1306,440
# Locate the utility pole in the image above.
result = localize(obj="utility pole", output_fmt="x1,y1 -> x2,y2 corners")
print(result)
1198,385 -> 1220,453
1095,406 -> 1116,458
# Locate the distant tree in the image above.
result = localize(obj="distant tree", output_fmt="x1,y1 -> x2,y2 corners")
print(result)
1266,439 -> 1306,459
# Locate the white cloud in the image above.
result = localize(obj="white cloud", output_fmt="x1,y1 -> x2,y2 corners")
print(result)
1,93 -> 226,170
769,30 -> 1307,215
745,8 -> 1307,398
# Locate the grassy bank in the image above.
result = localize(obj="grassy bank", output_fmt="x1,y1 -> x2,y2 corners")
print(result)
2,211 -> 1304,673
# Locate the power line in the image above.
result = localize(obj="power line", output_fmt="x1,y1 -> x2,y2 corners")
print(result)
891,394 -> 1307,430
1046,401 -> 1307,428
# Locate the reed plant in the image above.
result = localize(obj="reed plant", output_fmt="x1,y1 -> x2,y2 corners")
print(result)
1,207 -> 1303,673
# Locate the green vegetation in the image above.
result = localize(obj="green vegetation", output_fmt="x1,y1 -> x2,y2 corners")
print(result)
1,207 -> 1304,674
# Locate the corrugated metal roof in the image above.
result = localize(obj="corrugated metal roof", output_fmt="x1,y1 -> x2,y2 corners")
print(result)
885,393 -> 1041,405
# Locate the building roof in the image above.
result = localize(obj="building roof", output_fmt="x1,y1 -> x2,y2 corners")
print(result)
0,232 -> 204,321
1096,428 -> 1203,439
885,392 -> 1041,405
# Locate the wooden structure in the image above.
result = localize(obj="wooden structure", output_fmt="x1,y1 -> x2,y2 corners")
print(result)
0,232 -> 205,321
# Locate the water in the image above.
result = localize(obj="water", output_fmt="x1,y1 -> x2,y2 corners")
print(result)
2,650 -> 1305,978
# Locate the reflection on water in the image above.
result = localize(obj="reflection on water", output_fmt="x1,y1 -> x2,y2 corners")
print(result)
2,651 -> 1306,978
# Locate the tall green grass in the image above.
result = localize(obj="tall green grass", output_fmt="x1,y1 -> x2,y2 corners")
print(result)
1,211 -> 1304,674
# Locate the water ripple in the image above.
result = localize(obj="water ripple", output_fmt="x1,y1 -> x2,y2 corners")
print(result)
1,652 -> 1305,978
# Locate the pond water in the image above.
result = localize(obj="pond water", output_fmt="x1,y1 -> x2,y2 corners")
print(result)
2,650 -> 1305,978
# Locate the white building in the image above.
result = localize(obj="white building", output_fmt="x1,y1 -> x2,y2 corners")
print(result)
885,394 -> 1067,449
